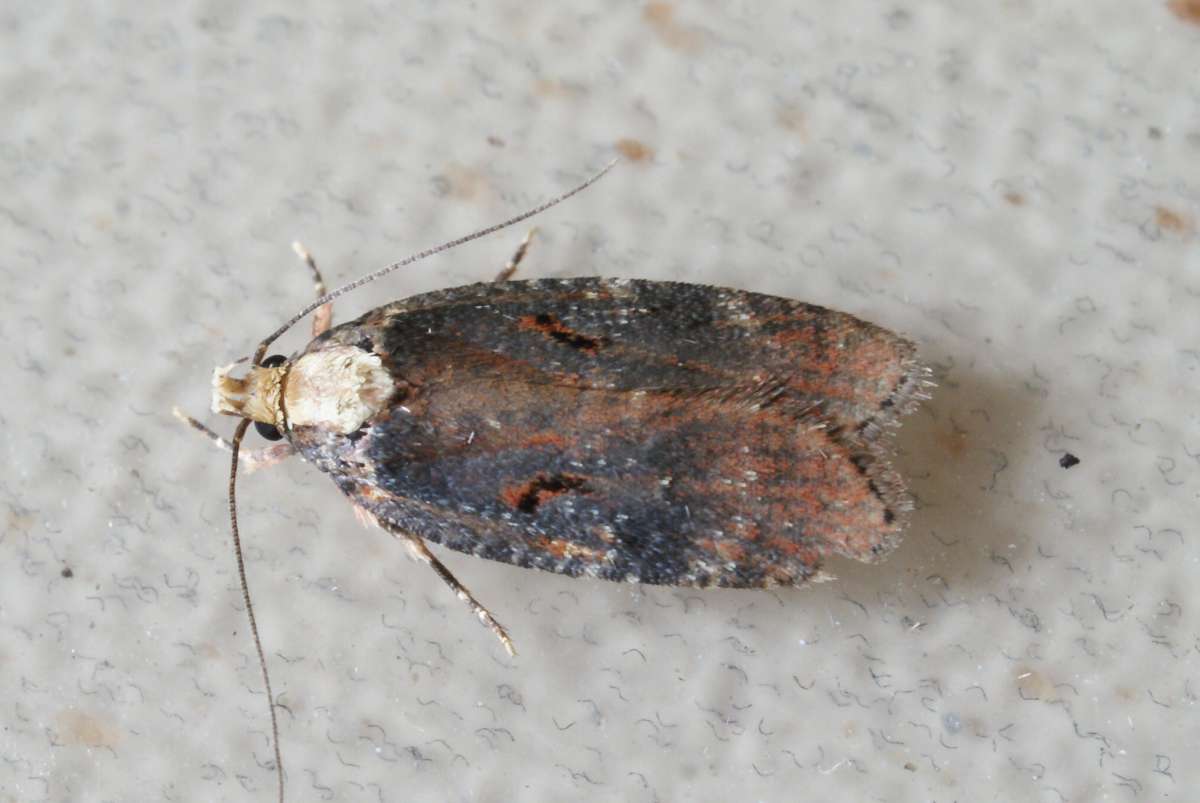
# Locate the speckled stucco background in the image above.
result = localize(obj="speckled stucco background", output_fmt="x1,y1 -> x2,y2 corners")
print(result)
4,2 -> 1199,802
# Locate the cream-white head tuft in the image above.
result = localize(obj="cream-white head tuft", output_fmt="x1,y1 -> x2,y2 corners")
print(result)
211,361 -> 287,427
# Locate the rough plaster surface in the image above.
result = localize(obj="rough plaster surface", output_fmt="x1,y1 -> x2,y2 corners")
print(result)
3,2 -> 1199,802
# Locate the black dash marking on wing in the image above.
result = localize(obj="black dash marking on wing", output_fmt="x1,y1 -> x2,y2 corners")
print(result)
502,473 -> 592,513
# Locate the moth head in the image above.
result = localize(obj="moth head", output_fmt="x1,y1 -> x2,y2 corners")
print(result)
211,354 -> 289,430
213,346 -> 393,436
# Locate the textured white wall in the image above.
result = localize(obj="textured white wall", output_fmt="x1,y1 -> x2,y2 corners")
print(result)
4,2 -> 1199,801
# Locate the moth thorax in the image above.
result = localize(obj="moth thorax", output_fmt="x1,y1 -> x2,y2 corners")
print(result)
212,362 -> 286,426
282,346 -> 394,434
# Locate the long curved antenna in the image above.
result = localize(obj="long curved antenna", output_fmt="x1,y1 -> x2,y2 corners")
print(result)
227,417 -> 285,803
223,160 -> 617,802
248,158 -> 618,366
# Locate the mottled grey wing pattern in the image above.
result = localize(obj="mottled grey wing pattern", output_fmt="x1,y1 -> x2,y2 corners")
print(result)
290,278 -> 925,588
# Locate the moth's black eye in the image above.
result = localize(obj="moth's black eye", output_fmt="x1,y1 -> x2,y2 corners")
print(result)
255,421 -> 284,441
262,354 -> 287,368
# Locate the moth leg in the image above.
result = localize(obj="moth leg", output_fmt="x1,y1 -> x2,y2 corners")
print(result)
292,241 -> 333,337
172,407 -> 296,471
376,519 -> 516,656
492,227 -> 538,282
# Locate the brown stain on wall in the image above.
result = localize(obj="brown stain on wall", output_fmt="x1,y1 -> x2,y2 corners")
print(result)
534,79 -> 586,99
644,2 -> 704,52
615,138 -> 653,162
7,508 -> 36,532
1168,0 -> 1200,25
1155,205 -> 1194,236
776,105 -> 808,139
441,163 -> 487,201
936,426 -> 968,459
1014,668 -> 1056,701
57,710 -> 121,748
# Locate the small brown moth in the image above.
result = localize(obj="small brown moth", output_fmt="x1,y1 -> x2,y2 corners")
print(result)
179,160 -> 930,801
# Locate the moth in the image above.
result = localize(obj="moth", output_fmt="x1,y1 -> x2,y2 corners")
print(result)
178,162 -> 930,801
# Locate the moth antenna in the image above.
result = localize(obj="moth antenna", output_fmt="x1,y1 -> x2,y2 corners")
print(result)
227,418 -> 285,803
249,158 -> 619,364
222,158 -> 617,797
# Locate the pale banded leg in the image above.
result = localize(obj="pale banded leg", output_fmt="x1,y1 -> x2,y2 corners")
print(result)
373,516 -> 515,656
493,228 -> 538,282
173,407 -> 295,470
291,241 -> 333,337
175,242 -> 335,451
